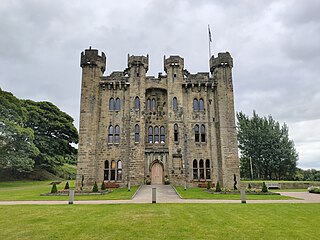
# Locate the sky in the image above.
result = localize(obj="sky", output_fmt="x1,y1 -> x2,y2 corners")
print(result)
0,0 -> 319,169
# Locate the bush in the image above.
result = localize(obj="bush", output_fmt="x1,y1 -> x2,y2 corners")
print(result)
92,181 -> 99,192
101,181 -> 106,190
64,181 -> 70,190
248,183 -> 252,189
308,186 -> 320,194
262,182 -> 268,193
207,181 -> 211,190
51,183 -> 58,193
216,182 -> 221,192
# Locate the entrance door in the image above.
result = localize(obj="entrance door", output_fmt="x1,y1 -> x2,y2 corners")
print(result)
151,163 -> 163,184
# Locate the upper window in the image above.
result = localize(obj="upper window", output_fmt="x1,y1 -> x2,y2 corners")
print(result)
199,98 -> 204,111
148,126 -> 153,143
201,124 -> 206,142
152,98 -> 156,111
135,97 -> 140,111
173,97 -> 178,111
135,124 -> 140,143
193,98 -> 199,111
174,124 -> 179,142
115,98 -> 120,111
147,98 -> 151,111
154,126 -> 159,143
108,125 -> 120,144
109,98 -> 114,111
194,124 -> 199,142
108,125 -> 114,143
115,125 -> 120,143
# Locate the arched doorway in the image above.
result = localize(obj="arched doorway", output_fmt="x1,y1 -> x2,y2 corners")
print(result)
151,162 -> 163,184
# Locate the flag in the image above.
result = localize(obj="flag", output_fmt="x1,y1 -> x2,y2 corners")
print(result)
208,25 -> 212,42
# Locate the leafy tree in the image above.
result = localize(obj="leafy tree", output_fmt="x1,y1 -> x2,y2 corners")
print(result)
237,111 -> 298,180
23,100 -> 78,172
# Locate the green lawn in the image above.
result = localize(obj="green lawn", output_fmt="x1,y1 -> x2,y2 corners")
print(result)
175,186 -> 299,200
0,180 -> 138,201
0,204 -> 319,239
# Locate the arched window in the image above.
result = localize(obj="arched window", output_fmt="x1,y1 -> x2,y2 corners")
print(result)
152,98 -> 156,111
115,98 -> 120,111
111,160 -> 116,180
174,124 -> 179,142
135,97 -> 140,111
173,97 -> 177,111
154,126 -> 159,143
160,126 -> 165,143
148,126 -> 153,143
194,124 -> 199,142
147,98 -> 151,111
115,125 -> 120,143
108,125 -> 114,143
199,98 -> 204,111
206,159 -> 211,179
109,98 -> 114,111
104,160 -> 109,180
135,124 -> 140,143
193,160 -> 198,179
199,159 -> 204,179
201,124 -> 206,142
193,98 -> 198,111
117,160 -> 122,180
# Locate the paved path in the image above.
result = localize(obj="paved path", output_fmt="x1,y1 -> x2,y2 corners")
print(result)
0,187 -> 320,205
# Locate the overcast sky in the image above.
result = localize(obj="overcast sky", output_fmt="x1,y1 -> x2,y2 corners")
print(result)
0,0 -> 319,169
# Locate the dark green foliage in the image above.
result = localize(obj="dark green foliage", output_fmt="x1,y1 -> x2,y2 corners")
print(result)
248,183 -> 252,189
262,182 -> 268,193
237,111 -> 298,180
295,168 -> 320,181
207,181 -> 211,190
101,181 -> 106,190
51,183 -> 58,193
64,182 -> 69,190
216,182 -> 221,192
92,181 -> 99,192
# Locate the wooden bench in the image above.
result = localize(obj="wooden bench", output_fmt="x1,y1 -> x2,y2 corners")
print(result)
266,183 -> 281,189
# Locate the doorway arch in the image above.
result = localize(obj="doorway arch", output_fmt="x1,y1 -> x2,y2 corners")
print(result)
151,162 -> 163,185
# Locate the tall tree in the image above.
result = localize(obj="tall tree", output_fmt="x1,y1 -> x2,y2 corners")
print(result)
237,111 -> 298,180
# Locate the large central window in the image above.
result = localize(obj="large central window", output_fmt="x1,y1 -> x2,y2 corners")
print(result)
147,126 -> 165,144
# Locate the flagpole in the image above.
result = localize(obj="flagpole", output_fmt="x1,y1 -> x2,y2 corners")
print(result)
208,24 -> 212,72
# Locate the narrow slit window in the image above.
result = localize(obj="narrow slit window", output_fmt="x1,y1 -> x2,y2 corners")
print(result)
174,124 -> 179,142
111,160 -> 116,180
135,124 -> 140,143
152,98 -> 156,111
199,159 -> 204,179
160,126 -> 165,143
147,98 -> 151,111
117,160 -> 122,181
201,124 -> 206,142
193,98 -> 198,111
135,97 -> 140,111
194,124 -> 199,142
115,98 -> 120,111
115,125 -> 120,143
104,160 -> 109,180
199,98 -> 204,111
109,98 -> 114,111
193,160 -> 198,179
154,126 -> 159,143
148,126 -> 153,143
206,159 -> 211,179
173,97 -> 177,111
108,125 -> 114,143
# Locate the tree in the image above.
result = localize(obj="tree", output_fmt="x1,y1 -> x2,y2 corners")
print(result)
237,111 -> 298,180
23,100 -> 78,172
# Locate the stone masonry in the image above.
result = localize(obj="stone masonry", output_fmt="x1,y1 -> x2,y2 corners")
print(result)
76,47 -> 240,190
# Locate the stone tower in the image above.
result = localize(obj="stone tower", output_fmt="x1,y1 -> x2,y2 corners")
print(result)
76,47 -> 240,190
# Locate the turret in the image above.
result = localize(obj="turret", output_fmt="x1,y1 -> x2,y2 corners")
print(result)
80,47 -> 106,73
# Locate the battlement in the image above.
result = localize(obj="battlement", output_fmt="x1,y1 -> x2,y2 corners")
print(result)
164,56 -> 184,72
128,54 -> 149,71
80,47 -> 106,73
209,52 -> 233,72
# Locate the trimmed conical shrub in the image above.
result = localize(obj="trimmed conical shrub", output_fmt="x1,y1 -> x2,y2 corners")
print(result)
64,181 -> 70,190
216,182 -> 221,192
262,182 -> 268,193
92,181 -> 99,192
51,183 -> 58,193
207,181 -> 211,190
101,181 -> 106,190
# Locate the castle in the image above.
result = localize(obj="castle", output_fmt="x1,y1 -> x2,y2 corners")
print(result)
76,47 -> 240,190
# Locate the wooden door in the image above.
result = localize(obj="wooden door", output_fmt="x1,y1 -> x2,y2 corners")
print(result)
151,163 -> 163,184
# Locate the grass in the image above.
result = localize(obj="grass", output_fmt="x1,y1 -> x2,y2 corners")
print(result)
0,180 -> 138,201
0,204 -> 319,239
175,186 -> 299,200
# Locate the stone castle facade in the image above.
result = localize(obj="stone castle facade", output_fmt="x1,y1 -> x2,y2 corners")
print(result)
76,47 -> 240,190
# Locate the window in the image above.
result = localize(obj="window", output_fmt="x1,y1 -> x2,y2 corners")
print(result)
193,98 -> 198,111
135,97 -> 140,111
108,125 -> 114,143
199,159 -> 204,179
109,98 -> 114,111
148,126 -> 153,143
135,124 -> 140,143
104,160 -> 109,180
194,124 -> 199,142
111,160 -> 116,180
115,125 -> 120,143
147,98 -> 151,111
174,124 -> 179,142
152,98 -> 156,111
115,98 -> 120,111
117,160 -> 122,180
160,126 -> 165,143
154,126 -> 159,143
173,97 -> 177,111
201,124 -> 206,142
199,98 -> 204,111
206,159 -> 211,179
193,160 -> 198,179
